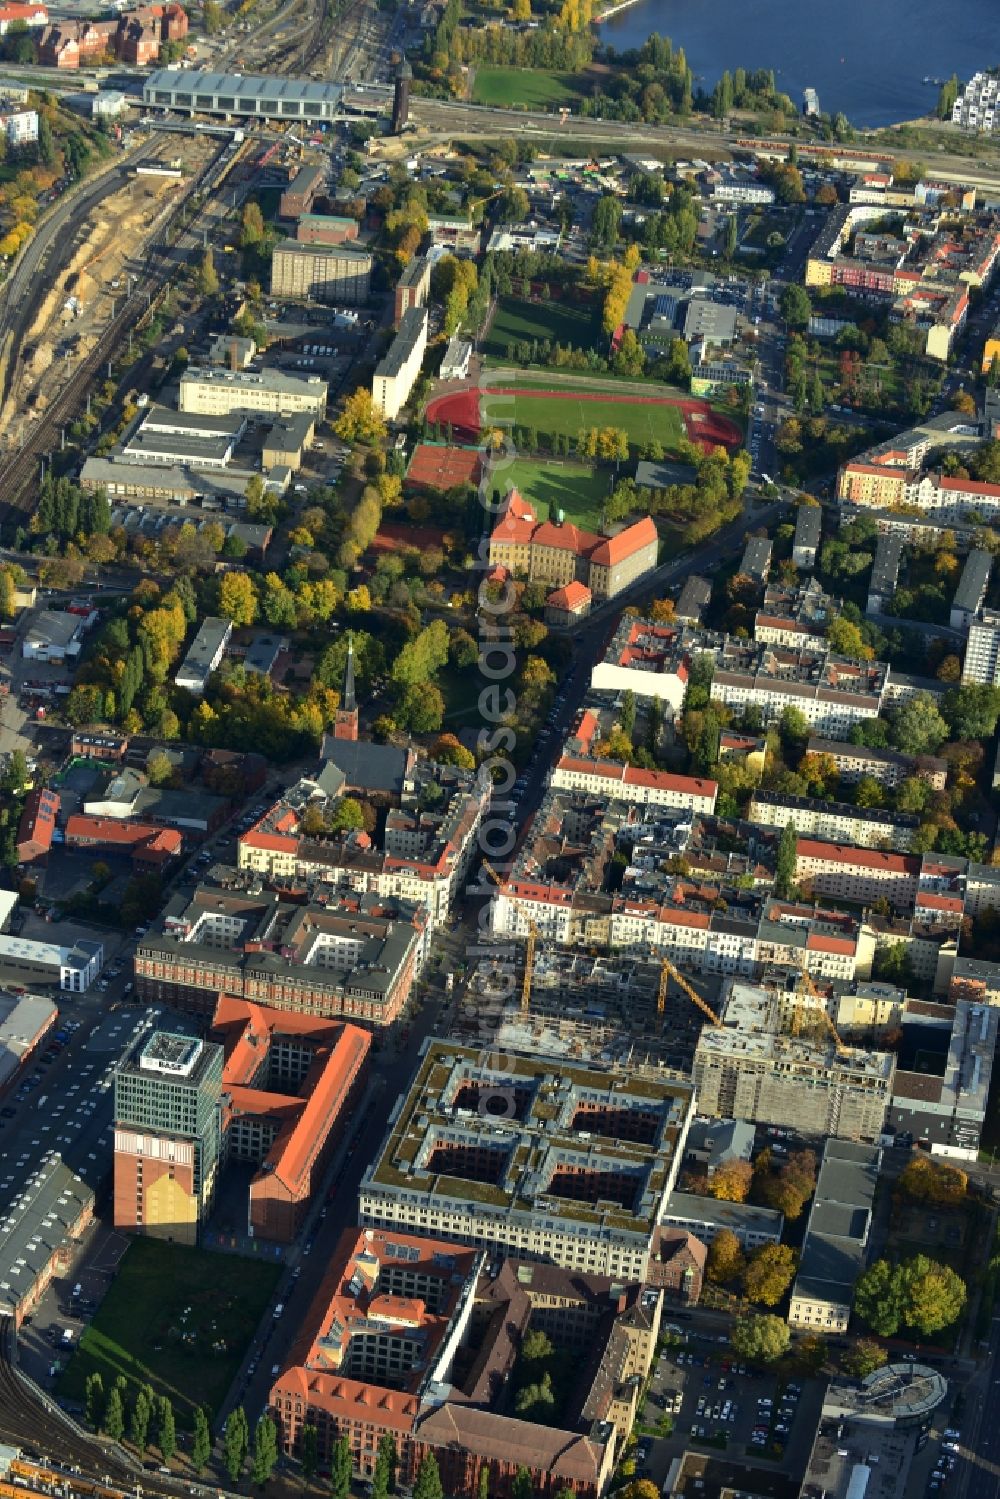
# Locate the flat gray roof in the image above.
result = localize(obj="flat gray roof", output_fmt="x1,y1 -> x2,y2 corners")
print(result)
180,367 -> 326,395
682,299 -> 737,344
273,238 -> 373,263
123,431 -> 234,464
144,69 -> 343,108
793,505 -> 822,547
0,1158 -> 94,1316
870,532 -> 904,593
375,307 -> 427,380
142,405 -> 244,438
953,547 -> 992,612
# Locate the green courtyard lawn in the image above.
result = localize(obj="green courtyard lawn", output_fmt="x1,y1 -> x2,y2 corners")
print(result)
482,296 -> 601,361
439,663 -> 483,727
471,67 -> 582,109
57,1238 -> 281,1424
481,385 -> 686,454
492,458 -> 611,533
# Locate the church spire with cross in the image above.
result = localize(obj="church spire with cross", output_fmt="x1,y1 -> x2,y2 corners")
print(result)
333,633 -> 359,742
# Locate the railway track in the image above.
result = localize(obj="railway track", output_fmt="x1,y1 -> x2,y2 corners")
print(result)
0,1331 -> 135,1481
0,137 -> 245,520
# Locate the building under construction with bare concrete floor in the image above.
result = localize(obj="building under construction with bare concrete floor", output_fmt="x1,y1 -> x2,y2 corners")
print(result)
692,980 -> 894,1142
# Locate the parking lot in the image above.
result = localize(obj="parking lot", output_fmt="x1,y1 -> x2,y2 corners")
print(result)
634,1328 -> 826,1488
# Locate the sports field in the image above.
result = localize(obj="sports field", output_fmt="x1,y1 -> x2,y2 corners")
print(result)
472,67 -> 582,109
426,381 -> 742,455
58,1238 -> 281,1423
493,459 -> 611,533
482,296 -> 601,360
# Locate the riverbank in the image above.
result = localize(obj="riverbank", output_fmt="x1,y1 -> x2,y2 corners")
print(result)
592,0 -> 642,21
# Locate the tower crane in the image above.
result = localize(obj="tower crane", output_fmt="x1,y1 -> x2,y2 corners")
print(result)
482,859 -> 537,1019
792,963 -> 851,1056
657,956 -> 723,1029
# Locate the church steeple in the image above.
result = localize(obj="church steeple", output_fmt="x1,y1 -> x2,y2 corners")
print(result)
334,634 -> 359,742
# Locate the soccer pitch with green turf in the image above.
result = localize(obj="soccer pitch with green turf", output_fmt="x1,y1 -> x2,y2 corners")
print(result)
494,459 -> 612,533
471,67 -> 583,108
58,1238 -> 282,1423
481,297 -> 601,360
481,388 -> 686,452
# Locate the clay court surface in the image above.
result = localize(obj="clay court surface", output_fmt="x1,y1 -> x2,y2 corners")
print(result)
406,442 -> 484,489
425,384 -> 742,454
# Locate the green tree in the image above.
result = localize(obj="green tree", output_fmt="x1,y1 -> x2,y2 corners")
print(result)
192,1407 -> 212,1474
0,568 -> 14,621
899,1254 -> 967,1335
827,616 -> 872,660
240,200 -> 266,247
706,1228 -> 746,1284
196,247 -> 219,298
620,689 -> 636,740
251,1414 -> 278,1487
724,212 -> 738,258
854,1259 -> 904,1337
843,1337 -> 888,1378
412,1454 -> 444,1499
515,1371 -> 556,1421
331,1434 -> 352,1499
301,1424 -> 319,1483
224,1407 -> 249,1484
391,618 -> 450,687
890,692 -> 948,755
158,1397 -> 176,1464
941,684 -> 1000,741
590,193 -> 623,249
511,1469 -> 534,1499
477,1467 -> 491,1499
219,570 -> 258,626
743,1244 -> 798,1307
730,1312 -> 790,1363
104,1385 -> 125,1443
371,1433 -> 398,1499
775,819 -> 797,898
396,682 -> 445,734
329,796 -> 366,832
84,1372 -> 105,1430
130,1384 -> 154,1452
780,283 -> 812,329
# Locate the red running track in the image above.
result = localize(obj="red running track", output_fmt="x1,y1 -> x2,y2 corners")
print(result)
424,385 -> 743,453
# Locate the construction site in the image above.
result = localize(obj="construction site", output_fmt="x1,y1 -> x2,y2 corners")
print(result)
692,979 -> 896,1143
463,860 -> 729,1072
0,133 -> 219,446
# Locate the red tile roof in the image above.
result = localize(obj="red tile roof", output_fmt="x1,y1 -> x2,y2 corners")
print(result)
17,788 -> 59,857
212,996 -> 371,1198
590,515 -> 658,566
796,838 -> 919,874
556,755 -> 717,800
546,581 -> 592,611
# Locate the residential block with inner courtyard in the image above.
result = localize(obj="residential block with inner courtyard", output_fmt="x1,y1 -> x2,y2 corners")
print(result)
358,1039 -> 694,1280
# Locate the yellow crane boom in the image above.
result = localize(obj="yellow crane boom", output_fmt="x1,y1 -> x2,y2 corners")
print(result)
483,859 -> 537,1019
797,964 -> 850,1055
658,957 -> 723,1028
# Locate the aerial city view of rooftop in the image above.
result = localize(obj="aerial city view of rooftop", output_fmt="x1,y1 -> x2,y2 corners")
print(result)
6,2 -> 1000,1499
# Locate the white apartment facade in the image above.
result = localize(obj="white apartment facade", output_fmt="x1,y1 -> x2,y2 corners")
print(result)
795,839 -> 920,911
178,368 -> 328,420
372,307 -> 428,421
550,759 -> 718,816
747,791 -> 918,852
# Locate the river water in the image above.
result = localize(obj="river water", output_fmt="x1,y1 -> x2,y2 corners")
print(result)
597,0 -> 999,128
